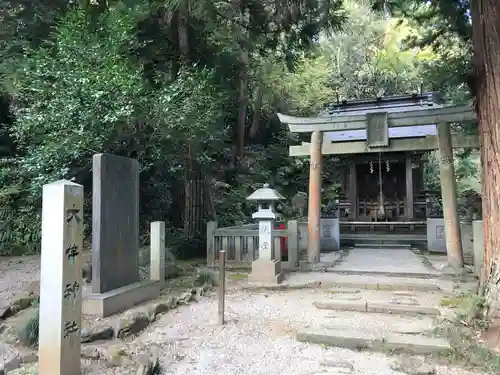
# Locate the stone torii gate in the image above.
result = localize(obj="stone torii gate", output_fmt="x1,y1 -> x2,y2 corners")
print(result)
277,93 -> 478,272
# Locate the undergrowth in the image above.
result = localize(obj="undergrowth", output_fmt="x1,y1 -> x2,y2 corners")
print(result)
15,307 -> 39,348
436,292 -> 500,373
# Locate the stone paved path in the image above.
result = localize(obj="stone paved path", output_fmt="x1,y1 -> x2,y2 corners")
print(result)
331,248 -> 440,276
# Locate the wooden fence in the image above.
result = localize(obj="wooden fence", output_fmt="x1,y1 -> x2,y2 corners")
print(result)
206,220 -> 299,270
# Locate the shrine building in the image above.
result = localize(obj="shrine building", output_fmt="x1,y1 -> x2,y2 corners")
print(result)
277,92 -> 478,269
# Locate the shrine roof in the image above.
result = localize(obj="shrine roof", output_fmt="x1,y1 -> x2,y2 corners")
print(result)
323,92 -> 441,115
322,92 -> 439,142
326,124 -> 437,142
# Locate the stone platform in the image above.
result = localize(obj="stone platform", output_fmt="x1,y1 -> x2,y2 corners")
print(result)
326,247 -> 441,278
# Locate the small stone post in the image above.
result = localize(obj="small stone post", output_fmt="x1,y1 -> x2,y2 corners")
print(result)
218,250 -> 226,325
247,184 -> 284,284
38,180 -> 84,375
287,220 -> 299,269
436,122 -> 464,271
150,221 -> 166,281
206,221 -> 217,267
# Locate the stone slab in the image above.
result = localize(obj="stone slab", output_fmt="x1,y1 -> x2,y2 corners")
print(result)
313,300 -> 367,312
297,328 -> 450,356
329,281 -> 440,292
327,270 -> 441,279
327,288 -> 361,294
390,321 -> 432,335
83,280 -> 162,317
297,328 -> 383,351
384,334 -> 450,355
92,153 -> 140,293
313,300 -> 440,316
367,302 -> 441,316
331,248 -> 440,277
389,296 -> 419,305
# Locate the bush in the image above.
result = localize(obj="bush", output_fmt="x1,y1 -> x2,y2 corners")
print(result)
193,268 -> 218,287
16,308 -> 39,348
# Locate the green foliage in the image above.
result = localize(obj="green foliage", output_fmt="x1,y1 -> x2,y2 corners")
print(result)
0,0 -> 482,256
166,229 -> 206,260
423,149 -> 481,218
193,268 -> 218,287
15,308 -> 39,348
0,3 -> 229,253
321,0 -> 438,99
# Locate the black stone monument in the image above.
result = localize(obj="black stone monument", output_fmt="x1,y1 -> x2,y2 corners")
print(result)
92,153 -> 140,293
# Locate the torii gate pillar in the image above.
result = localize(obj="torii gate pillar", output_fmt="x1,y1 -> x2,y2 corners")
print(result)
307,130 -> 322,263
437,122 -> 464,271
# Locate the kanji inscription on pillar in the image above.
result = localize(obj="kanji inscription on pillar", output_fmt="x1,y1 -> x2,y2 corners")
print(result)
259,220 -> 273,261
39,180 -> 83,375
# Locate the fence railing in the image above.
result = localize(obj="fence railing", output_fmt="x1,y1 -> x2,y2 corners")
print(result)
206,220 -> 299,270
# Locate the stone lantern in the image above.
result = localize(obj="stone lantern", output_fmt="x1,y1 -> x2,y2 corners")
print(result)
246,183 -> 284,284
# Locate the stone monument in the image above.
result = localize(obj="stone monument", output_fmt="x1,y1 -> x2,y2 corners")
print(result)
83,154 -> 163,317
291,192 -> 307,218
247,183 -> 284,284
38,180 -> 84,375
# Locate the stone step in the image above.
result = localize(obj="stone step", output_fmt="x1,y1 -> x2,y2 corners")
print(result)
296,327 -> 450,356
313,300 -> 441,316
325,269 -> 441,279
245,273 -> 449,293
326,280 -> 441,292
353,243 -> 411,249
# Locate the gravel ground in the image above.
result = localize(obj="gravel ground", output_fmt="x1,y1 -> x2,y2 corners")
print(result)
0,255 -> 40,310
0,341 -> 16,367
0,254 -> 488,375
8,361 -> 138,375
122,289 -> 487,375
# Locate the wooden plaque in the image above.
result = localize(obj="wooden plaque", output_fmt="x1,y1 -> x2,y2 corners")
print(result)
366,112 -> 389,148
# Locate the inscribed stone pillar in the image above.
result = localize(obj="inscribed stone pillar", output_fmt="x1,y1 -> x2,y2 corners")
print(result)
405,154 -> 414,219
92,153 -> 140,293
39,180 -> 84,375
436,123 -> 464,269
307,130 -> 322,263
150,221 -> 166,281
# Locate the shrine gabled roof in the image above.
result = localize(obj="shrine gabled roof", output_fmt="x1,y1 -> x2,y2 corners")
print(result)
321,93 -> 440,142
326,124 -> 437,142
323,92 -> 441,115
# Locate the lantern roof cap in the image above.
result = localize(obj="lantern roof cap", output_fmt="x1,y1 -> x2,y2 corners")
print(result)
246,183 -> 284,201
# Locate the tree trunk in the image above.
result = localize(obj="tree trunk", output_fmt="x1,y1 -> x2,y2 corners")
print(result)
470,0 -> 500,318
231,50 -> 249,167
249,84 -> 263,139
178,3 -> 189,57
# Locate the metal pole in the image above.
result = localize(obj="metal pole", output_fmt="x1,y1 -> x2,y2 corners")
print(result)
218,250 -> 226,325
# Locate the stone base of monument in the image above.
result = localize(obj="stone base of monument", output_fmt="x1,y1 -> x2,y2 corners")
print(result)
248,259 -> 284,284
83,280 -> 163,317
